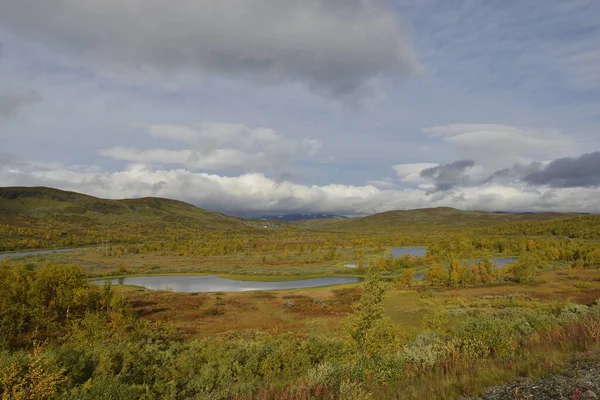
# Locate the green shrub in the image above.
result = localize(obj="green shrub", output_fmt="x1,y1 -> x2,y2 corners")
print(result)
66,377 -> 142,400
453,314 -> 519,359
401,333 -> 443,370
558,303 -> 589,323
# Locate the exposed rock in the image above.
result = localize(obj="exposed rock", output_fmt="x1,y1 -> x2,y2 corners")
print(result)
466,363 -> 600,400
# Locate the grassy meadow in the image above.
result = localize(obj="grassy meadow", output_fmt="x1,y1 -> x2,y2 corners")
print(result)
1,187 -> 600,399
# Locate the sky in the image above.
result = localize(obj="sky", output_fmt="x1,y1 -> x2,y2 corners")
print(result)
0,0 -> 599,216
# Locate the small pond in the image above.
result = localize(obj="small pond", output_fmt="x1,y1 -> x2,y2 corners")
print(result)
467,257 -> 519,268
493,257 -> 519,268
93,275 -> 362,293
0,248 -> 80,260
391,247 -> 427,258
343,247 -> 427,268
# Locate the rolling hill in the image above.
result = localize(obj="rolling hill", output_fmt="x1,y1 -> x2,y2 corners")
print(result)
0,186 -> 277,230
293,207 -> 579,233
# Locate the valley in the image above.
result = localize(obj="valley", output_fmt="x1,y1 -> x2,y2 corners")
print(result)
1,187 -> 600,399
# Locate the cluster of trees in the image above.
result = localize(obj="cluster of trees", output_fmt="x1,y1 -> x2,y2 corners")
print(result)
422,255 -> 541,287
0,262 -> 128,349
0,222 -> 160,252
370,254 -> 427,272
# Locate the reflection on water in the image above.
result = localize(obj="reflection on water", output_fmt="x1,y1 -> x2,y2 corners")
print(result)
467,257 -> 518,268
0,248 -> 79,260
94,275 -> 362,293
391,247 -> 427,258
343,247 -> 427,268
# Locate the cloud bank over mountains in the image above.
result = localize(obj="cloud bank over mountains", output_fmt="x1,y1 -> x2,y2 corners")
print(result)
2,125 -> 600,215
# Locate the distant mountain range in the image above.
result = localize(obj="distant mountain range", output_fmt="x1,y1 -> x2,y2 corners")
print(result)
256,213 -> 348,222
0,186 -> 589,234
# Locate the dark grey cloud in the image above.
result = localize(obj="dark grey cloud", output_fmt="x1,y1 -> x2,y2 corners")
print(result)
523,151 -> 600,188
0,89 -> 40,122
485,162 -> 544,185
0,0 -> 418,101
420,159 -> 475,192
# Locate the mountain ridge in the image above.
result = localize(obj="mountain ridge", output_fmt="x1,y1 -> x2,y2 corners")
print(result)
292,206 -> 580,232
0,186 -> 278,230
0,186 -> 586,232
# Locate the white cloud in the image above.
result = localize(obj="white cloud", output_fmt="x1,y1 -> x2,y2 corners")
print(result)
366,177 -> 399,189
392,163 -> 438,184
423,124 -> 575,167
0,0 -> 419,100
99,122 -> 322,173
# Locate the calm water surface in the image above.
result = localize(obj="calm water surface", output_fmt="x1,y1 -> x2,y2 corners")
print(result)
468,257 -> 519,268
343,247 -> 427,268
95,275 -> 362,292
391,247 -> 427,258
0,248 -> 80,260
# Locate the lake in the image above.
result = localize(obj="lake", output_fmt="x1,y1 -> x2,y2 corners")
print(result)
0,248 -> 81,260
94,275 -> 362,292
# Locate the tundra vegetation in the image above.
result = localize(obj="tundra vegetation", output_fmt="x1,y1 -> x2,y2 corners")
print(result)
1,187 -> 600,399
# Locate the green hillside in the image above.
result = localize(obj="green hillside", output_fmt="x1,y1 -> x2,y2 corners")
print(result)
294,207 -> 578,233
0,186 -> 275,230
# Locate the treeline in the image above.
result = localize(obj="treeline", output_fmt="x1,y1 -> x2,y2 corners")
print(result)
3,213 -> 600,260
422,253 -> 542,286
371,237 -> 600,270
476,215 -> 600,239
359,254 -> 546,287
0,220 -> 398,253
357,239 -> 600,289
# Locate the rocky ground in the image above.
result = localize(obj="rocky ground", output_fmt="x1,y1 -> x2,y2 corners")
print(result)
468,362 -> 600,400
